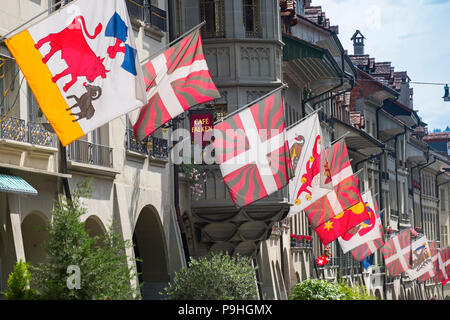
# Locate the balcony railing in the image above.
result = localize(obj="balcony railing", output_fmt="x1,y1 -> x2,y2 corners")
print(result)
126,0 -> 167,31
126,128 -> 148,154
148,136 -> 169,159
0,117 -> 57,148
68,140 -> 113,168
125,129 -> 169,160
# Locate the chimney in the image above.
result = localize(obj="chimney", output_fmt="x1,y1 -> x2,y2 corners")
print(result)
351,30 -> 366,55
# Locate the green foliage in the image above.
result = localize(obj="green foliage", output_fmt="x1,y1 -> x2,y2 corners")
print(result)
337,281 -> 376,300
4,260 -> 37,300
31,179 -> 140,300
290,278 -> 376,300
289,279 -> 344,300
162,252 -> 258,300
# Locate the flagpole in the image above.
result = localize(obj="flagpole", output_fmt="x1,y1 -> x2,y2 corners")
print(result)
214,83 -> 288,126
286,105 -> 323,131
0,0 -> 72,43
139,21 -> 207,64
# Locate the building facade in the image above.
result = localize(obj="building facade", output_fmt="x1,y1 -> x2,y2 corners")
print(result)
0,0 -> 187,300
0,0 -> 449,300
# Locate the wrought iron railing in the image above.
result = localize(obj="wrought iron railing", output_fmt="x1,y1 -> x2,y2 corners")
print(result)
28,122 -> 57,148
68,140 -> 113,168
126,0 -> 167,31
148,136 -> 169,159
126,129 -> 148,155
0,117 -> 27,142
125,129 -> 168,160
0,117 -> 57,147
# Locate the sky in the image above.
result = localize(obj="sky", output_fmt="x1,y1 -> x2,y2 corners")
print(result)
312,0 -> 450,131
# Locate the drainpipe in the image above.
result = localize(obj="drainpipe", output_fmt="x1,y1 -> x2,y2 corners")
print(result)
168,0 -> 190,266
419,155 -> 437,237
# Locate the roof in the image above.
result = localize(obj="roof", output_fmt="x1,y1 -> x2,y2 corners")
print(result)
351,30 -> 366,40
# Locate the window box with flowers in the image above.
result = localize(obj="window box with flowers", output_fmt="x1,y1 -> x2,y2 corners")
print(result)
290,234 -> 312,249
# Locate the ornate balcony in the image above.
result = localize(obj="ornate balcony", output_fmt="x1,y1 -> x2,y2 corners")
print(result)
0,117 -> 57,148
125,129 -> 169,160
148,136 -> 169,160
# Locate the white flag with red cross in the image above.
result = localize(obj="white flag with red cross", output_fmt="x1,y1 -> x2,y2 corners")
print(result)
213,90 -> 293,207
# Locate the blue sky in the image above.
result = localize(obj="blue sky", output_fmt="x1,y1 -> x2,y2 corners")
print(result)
313,0 -> 450,131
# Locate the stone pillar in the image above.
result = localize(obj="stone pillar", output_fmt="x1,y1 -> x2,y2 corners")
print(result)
7,194 -> 26,262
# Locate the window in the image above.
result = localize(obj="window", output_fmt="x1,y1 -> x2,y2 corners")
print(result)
200,0 -> 225,38
28,85 -> 45,123
243,0 -> 260,37
441,225 -> 448,247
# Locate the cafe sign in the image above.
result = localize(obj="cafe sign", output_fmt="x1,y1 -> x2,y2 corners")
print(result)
190,113 -> 213,146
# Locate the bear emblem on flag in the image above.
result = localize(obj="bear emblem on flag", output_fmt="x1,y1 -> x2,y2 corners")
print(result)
34,15 -> 108,93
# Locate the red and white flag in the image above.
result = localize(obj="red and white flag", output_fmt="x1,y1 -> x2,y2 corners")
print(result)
417,241 -> 439,283
213,90 -> 293,207
350,210 -> 385,261
286,113 -> 332,217
381,228 -> 433,280
303,141 -> 370,245
338,191 -> 382,253
130,29 -> 220,141
436,247 -> 450,285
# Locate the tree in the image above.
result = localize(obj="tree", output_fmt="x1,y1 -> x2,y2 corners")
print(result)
289,279 -> 344,300
3,260 -> 37,300
162,252 -> 258,300
31,179 -> 140,300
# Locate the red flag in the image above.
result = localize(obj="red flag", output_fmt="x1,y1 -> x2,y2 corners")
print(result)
304,141 -> 361,230
314,193 -> 371,245
131,29 -> 220,141
436,247 -> 450,285
213,90 -> 292,207
350,210 -> 385,261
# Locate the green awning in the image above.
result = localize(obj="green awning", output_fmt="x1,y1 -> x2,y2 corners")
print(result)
282,33 -> 343,83
0,174 -> 37,195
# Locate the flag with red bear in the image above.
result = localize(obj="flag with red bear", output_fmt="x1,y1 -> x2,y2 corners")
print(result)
213,89 -> 293,207
130,28 -> 220,141
304,141 -> 370,245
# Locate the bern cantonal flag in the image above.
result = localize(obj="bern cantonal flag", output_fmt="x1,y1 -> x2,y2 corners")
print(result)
303,141 -> 370,245
350,210 -> 385,262
213,90 -> 293,207
381,228 -> 433,280
338,191 -> 382,253
6,0 -> 147,146
286,113 -> 332,217
130,29 -> 220,141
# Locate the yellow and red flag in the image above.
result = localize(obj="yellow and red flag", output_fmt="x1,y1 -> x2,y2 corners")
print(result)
5,0 -> 146,146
